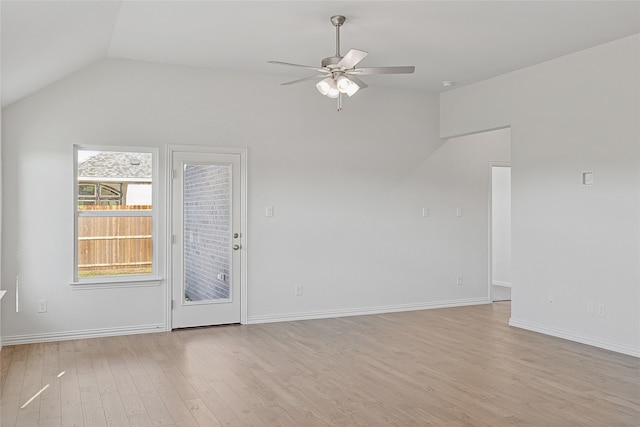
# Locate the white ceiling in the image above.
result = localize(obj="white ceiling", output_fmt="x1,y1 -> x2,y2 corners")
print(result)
2,1 -> 639,107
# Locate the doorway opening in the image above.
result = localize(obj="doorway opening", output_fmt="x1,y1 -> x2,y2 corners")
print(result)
490,164 -> 511,302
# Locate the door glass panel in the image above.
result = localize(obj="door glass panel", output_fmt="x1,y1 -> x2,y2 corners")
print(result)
183,163 -> 232,303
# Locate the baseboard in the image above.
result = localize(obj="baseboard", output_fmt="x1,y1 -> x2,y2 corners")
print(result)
2,324 -> 166,346
492,281 -> 511,287
247,297 -> 490,324
3,299 -> 493,345
509,318 -> 640,358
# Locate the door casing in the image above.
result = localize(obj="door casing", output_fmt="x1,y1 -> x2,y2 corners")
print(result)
165,145 -> 248,330
488,161 -> 511,303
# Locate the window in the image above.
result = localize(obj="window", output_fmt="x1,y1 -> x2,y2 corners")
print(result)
74,146 -> 157,282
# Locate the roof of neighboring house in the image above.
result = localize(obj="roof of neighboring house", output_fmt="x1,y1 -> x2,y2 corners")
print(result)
78,151 -> 152,181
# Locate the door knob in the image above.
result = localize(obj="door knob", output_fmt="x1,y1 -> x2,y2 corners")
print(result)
233,244 -> 241,250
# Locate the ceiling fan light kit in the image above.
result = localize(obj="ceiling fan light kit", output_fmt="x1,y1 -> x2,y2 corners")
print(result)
269,15 -> 415,111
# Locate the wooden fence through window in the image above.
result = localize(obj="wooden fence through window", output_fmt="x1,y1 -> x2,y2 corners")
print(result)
77,205 -> 152,276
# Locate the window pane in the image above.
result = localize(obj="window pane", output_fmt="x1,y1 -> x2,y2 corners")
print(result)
76,148 -> 154,279
77,150 -> 152,210
78,184 -> 96,196
183,163 -> 231,302
99,184 -> 121,198
77,216 -> 152,277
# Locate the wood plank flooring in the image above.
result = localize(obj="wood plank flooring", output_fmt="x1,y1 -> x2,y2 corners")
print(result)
1,303 -> 639,426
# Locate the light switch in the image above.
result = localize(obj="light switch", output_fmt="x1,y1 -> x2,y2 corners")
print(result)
265,206 -> 274,217
582,171 -> 593,186
456,208 -> 463,217
422,207 -> 429,217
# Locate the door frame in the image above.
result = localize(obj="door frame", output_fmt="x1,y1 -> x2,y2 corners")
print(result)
488,161 -> 511,303
165,145 -> 248,329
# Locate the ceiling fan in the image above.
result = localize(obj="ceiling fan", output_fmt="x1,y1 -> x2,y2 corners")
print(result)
268,15 -> 415,111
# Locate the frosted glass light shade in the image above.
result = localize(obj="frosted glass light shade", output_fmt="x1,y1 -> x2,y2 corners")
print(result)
345,81 -> 360,97
316,78 -> 332,96
336,75 -> 352,92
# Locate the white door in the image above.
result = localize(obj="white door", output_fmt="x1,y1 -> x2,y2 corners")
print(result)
171,151 -> 242,328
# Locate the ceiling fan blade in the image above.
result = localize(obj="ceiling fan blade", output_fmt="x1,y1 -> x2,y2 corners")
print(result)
347,75 -> 368,89
337,49 -> 368,69
268,61 -> 326,72
281,75 -> 330,86
349,66 -> 415,75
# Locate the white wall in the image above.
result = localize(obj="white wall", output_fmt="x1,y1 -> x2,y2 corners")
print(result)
441,34 -> 640,356
0,82 -> 2,350
1,58 -> 508,342
492,165 -> 511,287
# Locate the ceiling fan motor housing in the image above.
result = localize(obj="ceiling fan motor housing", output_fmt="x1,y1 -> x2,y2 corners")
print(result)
321,56 -> 342,69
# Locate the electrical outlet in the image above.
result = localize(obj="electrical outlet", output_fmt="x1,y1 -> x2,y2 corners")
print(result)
456,275 -> 463,285
295,285 -> 303,296
38,299 -> 47,313
597,304 -> 605,317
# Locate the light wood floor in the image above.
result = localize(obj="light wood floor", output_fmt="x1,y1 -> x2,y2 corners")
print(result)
1,303 -> 639,426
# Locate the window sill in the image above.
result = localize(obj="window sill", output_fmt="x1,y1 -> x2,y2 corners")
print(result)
70,277 -> 163,290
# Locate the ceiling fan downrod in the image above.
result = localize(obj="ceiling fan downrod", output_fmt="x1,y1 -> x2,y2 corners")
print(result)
331,15 -> 346,58
331,15 -> 346,111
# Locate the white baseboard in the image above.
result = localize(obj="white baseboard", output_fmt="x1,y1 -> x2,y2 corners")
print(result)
2,324 -> 166,346
492,280 -> 511,287
3,299 -> 493,345
247,297 -> 490,324
509,318 -> 639,358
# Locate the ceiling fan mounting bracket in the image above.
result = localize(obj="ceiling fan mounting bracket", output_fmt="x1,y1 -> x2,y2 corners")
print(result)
330,15 -> 346,27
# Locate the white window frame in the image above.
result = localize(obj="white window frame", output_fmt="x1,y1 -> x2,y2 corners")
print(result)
71,145 -> 161,289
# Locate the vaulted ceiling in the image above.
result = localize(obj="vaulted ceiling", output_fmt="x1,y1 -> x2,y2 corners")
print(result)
2,1 -> 639,107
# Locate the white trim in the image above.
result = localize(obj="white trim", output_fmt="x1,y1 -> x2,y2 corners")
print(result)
488,161 -> 511,303
165,145 -> 173,331
0,290 -> 5,351
247,298 -> 490,324
2,324 -> 166,346
165,145 -> 248,328
78,177 -> 152,183
70,277 -> 162,290
240,149 -> 248,325
492,280 -> 512,288
77,210 -> 152,218
509,318 -> 640,358
73,145 -> 160,284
